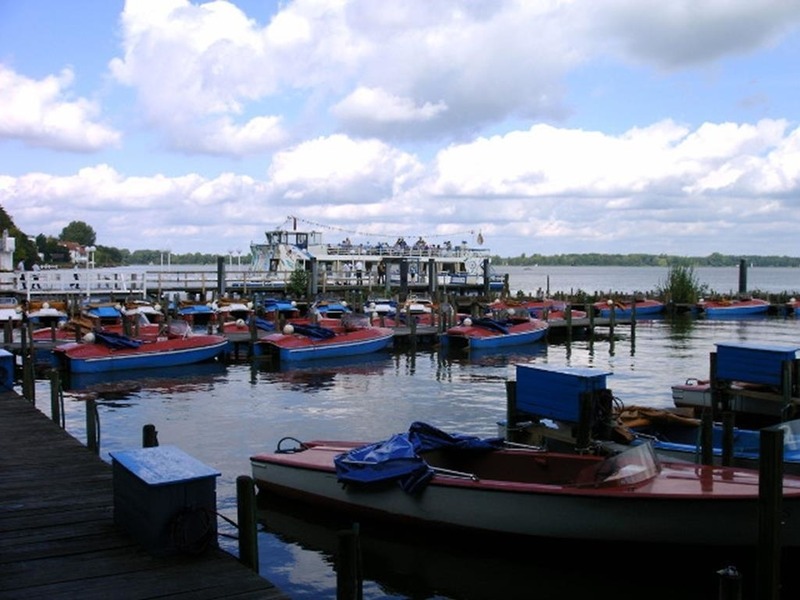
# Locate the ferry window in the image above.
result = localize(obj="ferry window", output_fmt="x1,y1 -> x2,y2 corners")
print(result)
296,233 -> 308,249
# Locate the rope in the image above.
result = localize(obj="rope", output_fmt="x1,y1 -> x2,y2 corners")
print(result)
282,215 -> 477,242
170,506 -> 215,555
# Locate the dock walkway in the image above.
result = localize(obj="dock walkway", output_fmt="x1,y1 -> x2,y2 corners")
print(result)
0,390 -> 288,600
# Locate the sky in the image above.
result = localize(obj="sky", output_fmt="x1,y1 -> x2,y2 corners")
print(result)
1,0 -> 799,259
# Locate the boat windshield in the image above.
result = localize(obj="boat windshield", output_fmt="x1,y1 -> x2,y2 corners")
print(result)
572,442 -> 661,488
778,419 -> 800,451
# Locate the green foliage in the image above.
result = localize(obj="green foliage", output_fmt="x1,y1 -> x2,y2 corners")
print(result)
35,234 -> 70,264
656,264 -> 707,304
286,267 -> 309,298
0,204 -> 38,266
59,220 -> 96,246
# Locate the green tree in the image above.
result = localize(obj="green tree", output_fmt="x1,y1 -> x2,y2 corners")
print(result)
35,233 -> 70,264
59,220 -> 96,246
286,267 -> 309,298
0,204 -> 38,267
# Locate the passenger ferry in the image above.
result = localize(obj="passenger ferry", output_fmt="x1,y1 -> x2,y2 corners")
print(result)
249,216 -> 503,291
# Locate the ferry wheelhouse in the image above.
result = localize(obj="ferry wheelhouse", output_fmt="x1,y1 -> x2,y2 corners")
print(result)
249,217 -> 502,292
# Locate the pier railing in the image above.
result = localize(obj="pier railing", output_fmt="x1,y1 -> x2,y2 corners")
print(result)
2,267 -> 283,300
3,264 -> 501,301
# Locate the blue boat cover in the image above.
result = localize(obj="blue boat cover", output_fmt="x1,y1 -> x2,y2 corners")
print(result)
253,317 -> 276,331
86,305 -> 121,319
291,323 -> 336,339
472,318 -> 510,334
94,331 -> 142,349
334,421 -> 502,494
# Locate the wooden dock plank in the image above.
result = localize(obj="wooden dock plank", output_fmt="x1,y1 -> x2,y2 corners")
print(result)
0,391 -> 287,600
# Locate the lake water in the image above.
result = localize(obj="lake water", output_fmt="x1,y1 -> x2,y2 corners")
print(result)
27,265 -> 800,599
500,264 -> 800,296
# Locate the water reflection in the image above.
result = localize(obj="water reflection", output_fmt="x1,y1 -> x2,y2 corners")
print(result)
257,495 -> 769,600
255,352 -> 395,392
62,361 -> 228,398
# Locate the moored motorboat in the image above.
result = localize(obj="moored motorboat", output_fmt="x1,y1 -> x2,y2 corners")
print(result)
250,421 -> 800,547
0,296 -> 22,327
593,298 -> 664,318
671,341 -> 800,427
505,363 -> 800,473
697,297 -> 769,318
520,298 -> 587,321
440,308 -> 548,350
397,296 -> 436,325
177,300 -> 216,328
52,324 -> 228,373
26,299 -> 68,328
254,316 -> 394,362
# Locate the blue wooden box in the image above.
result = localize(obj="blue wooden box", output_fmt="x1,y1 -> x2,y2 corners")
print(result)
715,342 -> 800,386
110,445 -> 221,556
515,364 -> 611,423
0,349 -> 13,391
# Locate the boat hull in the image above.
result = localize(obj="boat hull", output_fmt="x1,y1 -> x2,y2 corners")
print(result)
251,443 -> 800,547
53,335 -> 229,373
699,299 -> 769,318
255,327 -> 394,362
594,299 -> 664,318
441,320 -> 548,350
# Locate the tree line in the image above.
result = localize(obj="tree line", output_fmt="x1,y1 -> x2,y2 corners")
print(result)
491,252 -> 800,268
3,206 -> 798,269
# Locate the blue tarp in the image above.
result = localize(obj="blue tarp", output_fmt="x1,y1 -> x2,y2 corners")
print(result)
334,421 -> 502,494
253,317 -> 276,331
291,323 -> 336,339
472,318 -> 510,334
94,330 -> 142,349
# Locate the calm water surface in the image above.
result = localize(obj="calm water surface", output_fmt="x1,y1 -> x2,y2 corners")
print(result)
28,266 -> 800,599
501,264 -> 800,296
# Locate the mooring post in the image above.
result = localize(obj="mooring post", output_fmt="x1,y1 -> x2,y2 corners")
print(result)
717,565 -> 742,600
757,426 -> 784,600
721,411 -> 735,466
505,380 -> 518,443
565,302 -> 572,342
142,423 -> 159,448
607,299 -> 615,335
701,408 -> 713,465
236,475 -> 259,574
336,524 -> 362,600
49,370 -> 61,426
86,397 -> 99,455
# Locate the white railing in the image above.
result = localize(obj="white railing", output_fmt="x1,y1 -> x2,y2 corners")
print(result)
0,264 -> 498,300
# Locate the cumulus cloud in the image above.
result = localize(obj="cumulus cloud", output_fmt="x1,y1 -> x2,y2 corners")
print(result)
0,165 -> 267,249
588,0 -> 800,69
3,114 -> 800,254
102,0 -> 800,152
265,134 -> 423,203
3,0 -> 800,255
0,65 -> 120,152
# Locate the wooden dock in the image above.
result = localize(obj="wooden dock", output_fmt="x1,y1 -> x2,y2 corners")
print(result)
0,390 -> 289,600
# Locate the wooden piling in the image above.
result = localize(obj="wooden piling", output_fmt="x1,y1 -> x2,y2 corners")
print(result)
757,426 -> 784,600
721,412 -> 735,466
336,524 -> 362,600
142,423 -> 159,447
236,475 -> 259,574
49,370 -> 63,428
505,380 -> 518,444
701,409 -> 713,465
86,397 -> 99,455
